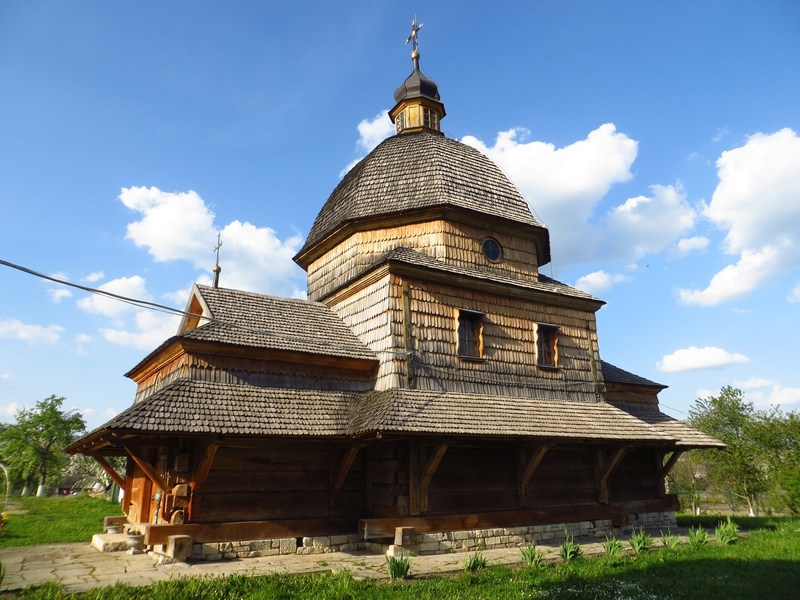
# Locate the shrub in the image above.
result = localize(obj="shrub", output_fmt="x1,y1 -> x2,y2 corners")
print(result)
715,516 -> 741,545
660,529 -> 681,550
520,543 -> 545,568
558,532 -> 583,562
688,525 -> 709,547
603,535 -> 624,557
386,552 -> 412,579
463,551 -> 488,573
629,528 -> 653,554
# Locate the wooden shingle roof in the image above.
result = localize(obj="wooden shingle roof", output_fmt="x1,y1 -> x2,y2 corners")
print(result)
601,361 -> 666,389
71,380 -> 721,451
298,132 -> 549,258
185,285 -> 376,361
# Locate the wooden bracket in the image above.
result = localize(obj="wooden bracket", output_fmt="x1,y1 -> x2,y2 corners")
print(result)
93,456 -> 125,490
330,444 -> 364,513
187,442 -> 218,522
518,446 -> 549,507
420,443 -> 448,513
125,446 -> 168,493
596,447 -> 627,505
657,450 -> 684,496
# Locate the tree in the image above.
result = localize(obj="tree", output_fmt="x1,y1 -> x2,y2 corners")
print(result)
688,386 -> 769,516
0,395 -> 86,496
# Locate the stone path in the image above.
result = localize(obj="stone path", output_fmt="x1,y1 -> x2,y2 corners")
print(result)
0,534 -> 680,595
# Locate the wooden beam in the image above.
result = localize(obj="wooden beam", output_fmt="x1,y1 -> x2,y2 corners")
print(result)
420,443 -> 448,513
658,450 -> 684,496
408,439 -> 421,516
125,446 -> 167,493
596,447 -> 627,505
193,443 -> 219,494
94,456 -> 125,490
330,444 -> 362,513
518,446 -> 548,507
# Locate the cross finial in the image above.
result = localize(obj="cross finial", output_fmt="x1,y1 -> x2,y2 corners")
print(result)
405,16 -> 423,54
212,232 -> 222,288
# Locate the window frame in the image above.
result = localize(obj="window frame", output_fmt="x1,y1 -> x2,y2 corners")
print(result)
536,323 -> 559,369
457,308 -> 484,360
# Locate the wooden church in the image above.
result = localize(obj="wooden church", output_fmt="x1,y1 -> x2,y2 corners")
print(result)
69,32 -> 722,560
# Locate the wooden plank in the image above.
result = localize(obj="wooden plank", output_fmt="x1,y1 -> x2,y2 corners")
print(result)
193,443 -> 219,493
360,504 -> 624,539
658,450 -> 683,496
125,446 -> 167,493
408,439 -> 420,516
94,456 -> 125,489
145,517 -> 359,546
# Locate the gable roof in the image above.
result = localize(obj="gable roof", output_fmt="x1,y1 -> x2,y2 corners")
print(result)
297,132 -> 549,261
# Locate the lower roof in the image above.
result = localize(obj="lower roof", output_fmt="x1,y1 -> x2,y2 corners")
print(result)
68,379 -> 724,454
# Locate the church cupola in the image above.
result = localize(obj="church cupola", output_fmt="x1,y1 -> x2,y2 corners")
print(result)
389,19 -> 446,135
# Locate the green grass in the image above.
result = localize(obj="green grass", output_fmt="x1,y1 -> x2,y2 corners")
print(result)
4,515 -> 799,599
0,494 -> 121,548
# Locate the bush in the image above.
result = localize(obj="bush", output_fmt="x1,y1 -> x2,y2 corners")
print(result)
463,551 -> 488,573
715,516 -> 741,545
688,525 -> 709,547
660,529 -> 681,550
558,532 -> 582,562
629,528 -> 653,554
603,535 -> 624,557
520,543 -> 545,568
386,552 -> 411,579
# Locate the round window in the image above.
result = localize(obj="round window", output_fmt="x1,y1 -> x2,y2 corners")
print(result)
481,237 -> 503,262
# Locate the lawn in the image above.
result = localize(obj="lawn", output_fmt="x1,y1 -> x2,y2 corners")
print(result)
1,504 -> 798,599
0,495 -> 121,548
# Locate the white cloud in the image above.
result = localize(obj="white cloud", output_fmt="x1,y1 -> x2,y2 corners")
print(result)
0,319 -> 64,344
77,275 -> 151,319
680,128 -> 800,305
101,310 -> 182,351
48,287 -> 72,302
574,270 -> 630,294
0,373 -> 10,387
673,236 -> 709,257
603,184 -> 697,260
84,272 -> 104,283
119,186 -> 305,296
788,282 -> 800,303
74,333 -> 92,344
734,377 -> 776,389
462,125 -> 692,266
657,345 -> 749,372
0,402 -> 19,417
340,111 -> 394,176
762,386 -> 800,406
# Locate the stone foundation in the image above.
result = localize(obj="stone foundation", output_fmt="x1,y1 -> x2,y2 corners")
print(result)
187,511 -> 676,561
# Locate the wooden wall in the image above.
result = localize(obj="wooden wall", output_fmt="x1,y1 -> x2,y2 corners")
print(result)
306,220 -> 540,301
192,439 -> 365,523
609,450 -> 660,502
525,449 -> 597,506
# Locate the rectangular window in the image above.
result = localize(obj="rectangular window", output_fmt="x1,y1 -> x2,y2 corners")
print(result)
537,324 -> 558,368
395,111 -> 405,133
458,309 -> 483,358
423,107 -> 437,129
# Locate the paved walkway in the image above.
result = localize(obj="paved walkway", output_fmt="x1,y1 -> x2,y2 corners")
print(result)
0,538 -> 617,594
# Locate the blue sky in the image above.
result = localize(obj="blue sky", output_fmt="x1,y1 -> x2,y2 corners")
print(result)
1,1 -> 799,430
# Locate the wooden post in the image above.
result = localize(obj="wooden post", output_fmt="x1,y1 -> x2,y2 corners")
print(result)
518,446 -> 548,507
408,438 -> 421,516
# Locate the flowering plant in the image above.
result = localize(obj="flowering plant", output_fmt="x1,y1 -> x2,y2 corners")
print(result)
126,527 -> 143,536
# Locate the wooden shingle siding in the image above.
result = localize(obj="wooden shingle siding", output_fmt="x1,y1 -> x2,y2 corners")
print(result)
400,276 -> 600,400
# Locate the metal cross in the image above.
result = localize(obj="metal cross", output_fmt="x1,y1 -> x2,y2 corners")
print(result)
405,16 -> 423,52
214,232 -> 223,268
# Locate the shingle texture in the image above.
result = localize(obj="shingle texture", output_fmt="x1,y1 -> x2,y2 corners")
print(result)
382,247 -> 602,304
601,361 -> 665,388
87,380 -> 720,448
300,132 -> 546,254
184,285 -> 376,361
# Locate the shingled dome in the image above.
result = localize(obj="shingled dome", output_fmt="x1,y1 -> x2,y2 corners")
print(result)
296,131 -> 550,263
